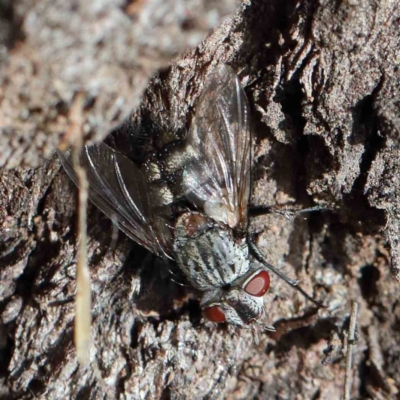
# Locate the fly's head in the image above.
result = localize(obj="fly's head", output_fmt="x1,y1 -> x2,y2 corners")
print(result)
173,212 -> 271,327
200,267 -> 270,326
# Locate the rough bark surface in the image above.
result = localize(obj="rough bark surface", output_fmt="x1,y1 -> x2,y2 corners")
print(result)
1,0 -> 399,399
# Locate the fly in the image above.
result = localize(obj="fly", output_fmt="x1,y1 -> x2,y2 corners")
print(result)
59,65 -> 321,330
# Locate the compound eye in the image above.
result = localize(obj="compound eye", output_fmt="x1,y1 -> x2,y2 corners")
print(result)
244,270 -> 270,297
203,305 -> 226,323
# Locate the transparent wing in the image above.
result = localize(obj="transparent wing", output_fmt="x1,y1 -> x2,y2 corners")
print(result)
183,65 -> 251,229
58,143 -> 173,258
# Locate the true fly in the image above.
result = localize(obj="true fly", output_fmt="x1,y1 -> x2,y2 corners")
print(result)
60,65 -> 319,330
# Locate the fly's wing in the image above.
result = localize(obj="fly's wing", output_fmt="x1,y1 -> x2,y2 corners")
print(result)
183,65 -> 251,229
58,143 -> 173,258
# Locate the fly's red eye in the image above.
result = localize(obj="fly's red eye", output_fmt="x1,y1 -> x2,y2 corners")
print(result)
203,305 -> 226,323
244,270 -> 270,297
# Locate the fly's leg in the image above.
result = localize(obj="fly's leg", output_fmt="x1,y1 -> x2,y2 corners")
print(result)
168,269 -> 189,287
248,240 -> 324,308
248,203 -> 332,305
165,259 -> 189,288
249,204 -> 331,219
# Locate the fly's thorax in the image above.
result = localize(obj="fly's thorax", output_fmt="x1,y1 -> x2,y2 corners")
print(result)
173,211 -> 250,291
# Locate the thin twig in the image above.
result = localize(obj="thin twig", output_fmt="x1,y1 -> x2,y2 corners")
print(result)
69,93 -> 92,366
74,162 -> 91,365
343,301 -> 359,400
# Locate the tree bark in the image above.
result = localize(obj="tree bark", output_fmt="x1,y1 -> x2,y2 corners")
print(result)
1,0 -> 399,398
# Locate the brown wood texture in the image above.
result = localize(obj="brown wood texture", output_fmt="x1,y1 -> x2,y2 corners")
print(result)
1,0 -> 399,398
